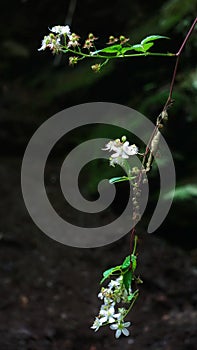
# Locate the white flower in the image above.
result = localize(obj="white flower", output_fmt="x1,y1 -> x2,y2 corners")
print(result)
50,25 -> 71,36
102,138 -> 138,161
102,139 -> 121,152
103,296 -> 114,305
108,279 -> 120,290
111,148 -> 129,159
110,321 -> 131,338
114,308 -> 127,320
38,35 -> 62,53
91,317 -> 103,332
67,33 -> 80,48
123,141 -> 138,156
99,305 -> 116,324
111,141 -> 138,159
98,291 -> 104,300
38,35 -> 51,51
98,287 -> 113,302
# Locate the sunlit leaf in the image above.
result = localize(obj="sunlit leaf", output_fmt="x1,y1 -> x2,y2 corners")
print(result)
142,42 -> 154,52
122,254 -> 137,271
98,44 -> 122,54
121,46 -> 136,54
128,289 -> 139,301
131,43 -> 154,53
131,44 -> 145,52
109,176 -> 135,184
122,255 -> 131,269
100,266 -> 121,284
141,35 -> 169,45
127,293 -> 135,301
131,254 -> 137,271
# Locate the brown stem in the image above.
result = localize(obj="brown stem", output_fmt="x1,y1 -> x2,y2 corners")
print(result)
164,16 -> 197,110
176,17 -> 197,56
129,17 -> 197,256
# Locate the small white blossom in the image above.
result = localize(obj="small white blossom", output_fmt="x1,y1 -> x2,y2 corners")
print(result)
110,321 -> 131,338
98,291 -> 104,300
111,141 -> 138,159
102,137 -> 138,162
91,317 -> 103,332
99,305 -> 116,324
102,139 -> 121,152
123,141 -> 138,156
38,35 -> 51,51
114,307 -> 127,320
103,296 -> 114,305
108,279 -> 120,290
50,25 -> 71,36
38,35 -> 62,53
67,33 -> 80,48
111,148 -> 129,159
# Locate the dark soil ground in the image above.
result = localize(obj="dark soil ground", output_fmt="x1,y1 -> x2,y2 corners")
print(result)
0,157 -> 196,350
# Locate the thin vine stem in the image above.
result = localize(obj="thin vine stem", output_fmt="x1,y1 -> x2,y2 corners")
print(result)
164,16 -> 197,110
62,47 -> 174,60
129,17 -> 197,257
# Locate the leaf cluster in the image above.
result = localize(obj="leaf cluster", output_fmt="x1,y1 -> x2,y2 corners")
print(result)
94,35 -> 169,57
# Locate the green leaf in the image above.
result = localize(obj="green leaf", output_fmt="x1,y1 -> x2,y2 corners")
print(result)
122,255 -> 131,269
100,266 -> 121,284
142,42 -> 154,52
98,44 -> 122,54
109,176 -> 135,184
123,269 -> 132,293
128,289 -> 139,301
122,254 -> 137,271
131,254 -> 137,271
127,293 -> 135,301
131,43 -> 154,53
141,35 -> 169,45
121,46 -> 136,54
131,44 -> 145,52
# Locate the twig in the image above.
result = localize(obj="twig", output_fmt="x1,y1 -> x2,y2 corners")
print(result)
164,16 -> 197,110
129,17 -> 197,257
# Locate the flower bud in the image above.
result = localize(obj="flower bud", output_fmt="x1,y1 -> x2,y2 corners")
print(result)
120,35 -> 125,42
69,56 -> 78,66
121,135 -> 127,142
119,35 -> 130,44
107,36 -> 118,44
88,33 -> 98,41
91,63 -> 101,72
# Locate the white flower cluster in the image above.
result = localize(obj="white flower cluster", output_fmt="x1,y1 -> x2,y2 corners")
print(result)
38,25 -> 71,53
91,276 -> 131,338
102,137 -> 138,167
50,25 -> 71,35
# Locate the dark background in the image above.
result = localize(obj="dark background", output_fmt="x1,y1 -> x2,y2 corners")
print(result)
0,1 -> 196,349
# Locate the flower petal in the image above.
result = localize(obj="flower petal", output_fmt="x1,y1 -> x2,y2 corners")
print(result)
110,323 -> 118,330
115,329 -> 122,338
124,322 -> 131,327
122,328 -> 130,336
